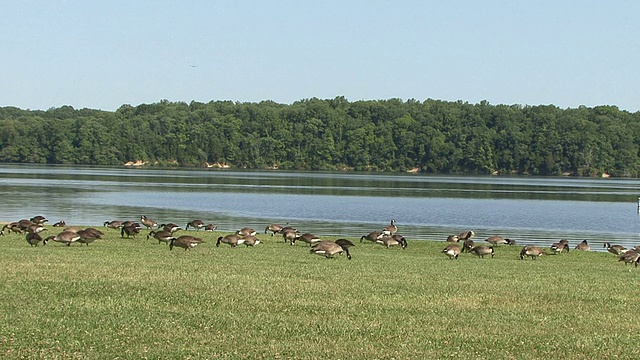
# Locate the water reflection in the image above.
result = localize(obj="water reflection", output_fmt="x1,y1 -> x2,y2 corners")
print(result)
1,164 -> 640,250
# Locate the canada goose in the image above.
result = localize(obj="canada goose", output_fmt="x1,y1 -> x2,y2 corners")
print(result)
310,240 -> 353,260
236,227 -> 257,237
360,231 -> 384,243
520,245 -> 545,260
63,226 -> 83,233
293,233 -> 322,246
104,220 -> 122,229
76,229 -> 100,246
185,219 -> 205,231
26,232 -> 46,247
618,250 -> 640,266
26,223 -> 47,234
216,234 -> 245,247
376,235 -> 407,249
282,228 -> 299,244
446,235 -> 460,242
1,222 -> 22,236
121,224 -> 140,238
242,235 -> 261,247
461,238 -> 475,253
84,228 -> 104,238
574,240 -> 590,251
147,230 -> 175,244
442,244 -> 461,259
140,215 -> 158,229
550,241 -> 570,254
458,230 -> 476,241
121,220 -> 139,229
17,219 -> 35,233
485,235 -> 515,246
45,231 -> 81,246
604,242 -> 628,255
205,224 -> 218,232
265,223 -> 285,236
29,215 -> 47,225
470,245 -> 494,258
159,223 -> 181,233
382,219 -> 398,236
52,220 -> 66,227
169,235 -> 204,251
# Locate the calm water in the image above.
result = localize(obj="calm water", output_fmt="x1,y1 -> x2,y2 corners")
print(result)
2,164 -> 640,250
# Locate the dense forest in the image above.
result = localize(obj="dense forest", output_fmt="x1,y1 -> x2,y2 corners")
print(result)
1,97 -> 639,177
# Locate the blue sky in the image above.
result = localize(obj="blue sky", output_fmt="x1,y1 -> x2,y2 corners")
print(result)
2,1 -> 639,112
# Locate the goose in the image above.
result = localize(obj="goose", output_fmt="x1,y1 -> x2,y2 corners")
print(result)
375,235 -> 407,249
442,244 -> 461,259
26,232 -> 46,247
236,227 -> 257,237
26,224 -> 47,234
520,246 -> 545,260
121,220 -> 140,229
242,235 -> 261,247
458,230 -> 476,241
382,219 -> 398,236
574,240 -> 590,251
140,215 -> 158,229
293,233 -> 322,246
121,224 -> 140,238
45,231 -> 81,246
470,245 -> 494,258
185,219 -> 205,231
282,228 -> 299,244
159,223 -> 181,233
83,228 -> 104,238
310,240 -> 354,260
204,224 -> 218,232
446,234 -> 460,242
461,238 -> 475,253
29,215 -> 47,225
550,241 -> 570,254
618,250 -> 640,266
63,226 -> 83,233
264,223 -> 285,236
169,235 -> 205,251
1,222 -> 22,236
52,220 -> 66,227
604,242 -> 628,255
360,231 -> 384,243
485,235 -> 515,246
104,220 -> 122,229
17,219 -> 35,233
147,230 -> 175,244
76,229 -> 100,246
216,234 -> 245,247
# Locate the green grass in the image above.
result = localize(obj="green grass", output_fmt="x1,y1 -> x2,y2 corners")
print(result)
2,228 -> 640,359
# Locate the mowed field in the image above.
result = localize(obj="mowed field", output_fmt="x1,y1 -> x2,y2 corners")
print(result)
2,226 -> 640,359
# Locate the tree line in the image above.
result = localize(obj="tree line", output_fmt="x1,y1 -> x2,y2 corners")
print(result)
1,97 -> 639,176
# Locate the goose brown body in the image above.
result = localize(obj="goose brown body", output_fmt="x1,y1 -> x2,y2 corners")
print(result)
470,245 -> 494,258
442,244 -> 461,259
45,231 -> 81,246
360,231 -> 383,243
604,242 -> 627,255
170,235 -> 204,251
147,230 -> 175,244
216,234 -> 245,247
310,240 -> 353,260
575,240 -> 590,251
186,220 -> 205,231
520,245 -> 545,260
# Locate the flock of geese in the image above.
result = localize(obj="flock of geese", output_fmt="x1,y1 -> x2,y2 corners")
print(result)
440,229 -> 640,266
3,216 -> 639,266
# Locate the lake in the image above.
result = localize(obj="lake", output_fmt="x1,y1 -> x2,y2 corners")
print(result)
2,164 -> 640,251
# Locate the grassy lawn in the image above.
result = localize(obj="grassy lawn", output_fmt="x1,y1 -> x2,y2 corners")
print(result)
1,227 -> 640,359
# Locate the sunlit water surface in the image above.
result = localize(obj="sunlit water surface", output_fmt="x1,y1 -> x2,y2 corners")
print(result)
2,164 -> 640,251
